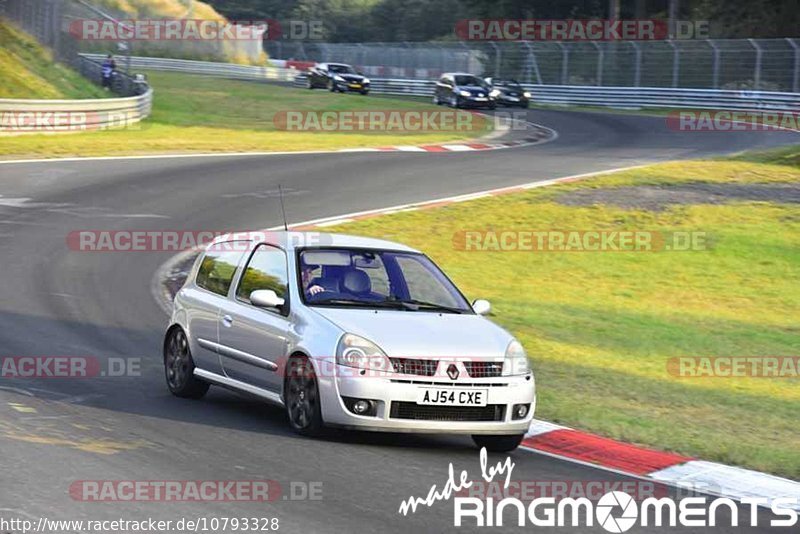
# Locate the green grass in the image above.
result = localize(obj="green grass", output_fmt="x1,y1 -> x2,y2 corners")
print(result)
332,146 -> 800,479
0,71 -> 492,159
0,18 -> 107,99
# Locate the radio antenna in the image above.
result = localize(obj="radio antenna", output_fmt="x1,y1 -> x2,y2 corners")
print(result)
278,184 -> 289,231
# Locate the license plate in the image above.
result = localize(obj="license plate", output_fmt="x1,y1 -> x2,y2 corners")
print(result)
416,388 -> 488,406
507,97 -> 519,102
474,97 -> 487,101
349,84 -> 361,88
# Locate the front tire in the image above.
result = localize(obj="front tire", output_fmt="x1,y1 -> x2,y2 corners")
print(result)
164,327 -> 209,399
307,76 -> 314,89
285,356 -> 324,436
472,434 -> 524,452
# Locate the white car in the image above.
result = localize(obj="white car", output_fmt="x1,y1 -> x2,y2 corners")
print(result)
163,231 -> 535,451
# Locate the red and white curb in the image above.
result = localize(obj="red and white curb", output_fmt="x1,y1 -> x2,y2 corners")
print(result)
523,420 -> 800,511
338,118 -> 556,153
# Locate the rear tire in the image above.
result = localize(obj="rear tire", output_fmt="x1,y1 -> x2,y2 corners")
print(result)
285,356 -> 325,436
164,327 -> 209,399
472,434 -> 524,453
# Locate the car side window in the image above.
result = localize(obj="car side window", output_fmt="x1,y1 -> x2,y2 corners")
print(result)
195,246 -> 246,297
236,244 -> 289,305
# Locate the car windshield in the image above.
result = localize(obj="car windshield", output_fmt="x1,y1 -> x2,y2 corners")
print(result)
454,75 -> 485,87
298,248 -> 472,312
328,64 -> 356,74
494,79 -> 521,89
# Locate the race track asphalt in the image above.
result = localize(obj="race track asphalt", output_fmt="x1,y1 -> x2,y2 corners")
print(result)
0,108 -> 797,533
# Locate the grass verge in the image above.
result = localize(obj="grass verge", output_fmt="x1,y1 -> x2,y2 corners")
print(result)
331,146 -> 800,479
0,71 -> 492,160
0,18 -> 107,99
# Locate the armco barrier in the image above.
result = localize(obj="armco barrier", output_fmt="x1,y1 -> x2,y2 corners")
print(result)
292,74 -> 800,112
81,54 -> 297,83
0,89 -> 153,133
88,54 -> 799,112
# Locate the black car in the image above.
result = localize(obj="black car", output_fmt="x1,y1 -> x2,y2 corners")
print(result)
484,77 -> 531,108
307,63 -> 370,95
433,73 -> 496,110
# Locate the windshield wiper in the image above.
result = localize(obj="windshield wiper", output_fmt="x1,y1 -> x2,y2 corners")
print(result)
385,298 -> 465,314
312,298 -> 407,309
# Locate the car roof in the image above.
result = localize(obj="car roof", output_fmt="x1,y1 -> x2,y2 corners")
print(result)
327,63 -> 352,68
209,230 -> 420,254
442,72 -> 479,77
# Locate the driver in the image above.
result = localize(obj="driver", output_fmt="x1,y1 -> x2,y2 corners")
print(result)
301,264 -> 326,296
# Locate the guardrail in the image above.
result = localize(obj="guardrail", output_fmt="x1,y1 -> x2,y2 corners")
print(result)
82,55 -> 799,112
0,89 -> 154,133
81,54 -> 298,83
293,74 -> 800,112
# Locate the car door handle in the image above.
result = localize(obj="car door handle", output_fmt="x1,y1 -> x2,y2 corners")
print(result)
221,315 -> 233,327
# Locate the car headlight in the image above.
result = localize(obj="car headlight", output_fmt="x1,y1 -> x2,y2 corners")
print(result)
333,75 -> 345,82
336,333 -> 392,372
523,91 -> 532,98
362,77 -> 370,84
458,90 -> 471,97
502,339 -> 531,376
490,89 -> 501,98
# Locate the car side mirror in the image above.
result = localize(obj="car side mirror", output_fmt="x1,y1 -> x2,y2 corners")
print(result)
250,290 -> 285,309
472,299 -> 491,315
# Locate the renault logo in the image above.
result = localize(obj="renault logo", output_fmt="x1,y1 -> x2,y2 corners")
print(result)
446,364 -> 459,380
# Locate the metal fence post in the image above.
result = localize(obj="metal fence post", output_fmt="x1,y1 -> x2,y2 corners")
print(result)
631,42 -> 641,87
489,42 -> 500,77
523,42 -> 542,84
707,39 -> 721,89
592,42 -> 604,86
788,38 -> 799,93
668,40 -> 679,88
557,42 -> 569,85
748,38 -> 762,90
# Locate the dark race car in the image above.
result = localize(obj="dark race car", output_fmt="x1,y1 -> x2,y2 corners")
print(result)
433,73 -> 496,110
307,63 -> 370,95
485,77 -> 531,108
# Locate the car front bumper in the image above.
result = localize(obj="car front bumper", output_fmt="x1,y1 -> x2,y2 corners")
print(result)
457,97 -> 495,108
334,81 -> 369,92
317,364 -> 535,434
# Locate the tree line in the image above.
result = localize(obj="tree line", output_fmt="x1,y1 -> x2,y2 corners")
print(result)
205,0 -> 799,41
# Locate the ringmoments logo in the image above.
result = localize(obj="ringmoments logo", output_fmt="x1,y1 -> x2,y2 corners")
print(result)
398,449 -> 799,529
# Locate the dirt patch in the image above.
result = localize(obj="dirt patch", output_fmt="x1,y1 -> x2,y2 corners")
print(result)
556,183 -> 800,211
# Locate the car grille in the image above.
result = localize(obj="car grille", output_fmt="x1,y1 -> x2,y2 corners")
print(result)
390,402 -> 505,422
464,361 -> 504,378
390,357 -> 438,376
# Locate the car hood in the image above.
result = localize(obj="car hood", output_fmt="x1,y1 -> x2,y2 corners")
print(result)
310,307 -> 512,358
334,73 -> 365,82
456,85 -> 488,95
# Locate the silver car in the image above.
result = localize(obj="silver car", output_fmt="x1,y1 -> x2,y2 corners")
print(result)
163,231 -> 535,451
